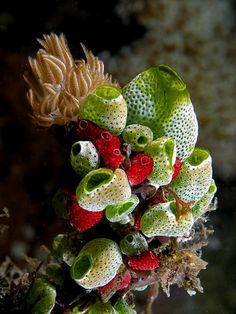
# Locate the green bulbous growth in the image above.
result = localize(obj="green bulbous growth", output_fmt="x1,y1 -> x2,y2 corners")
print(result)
141,201 -> 194,237
71,238 -> 123,289
144,137 -> 176,187
79,84 -> 127,135
25,277 -> 56,314
76,168 -> 131,211
168,148 -> 212,204
122,124 -> 153,152
114,298 -> 137,314
122,65 -> 198,160
119,231 -> 148,256
87,302 -> 115,314
70,141 -> 99,176
52,189 -> 69,219
192,179 -> 217,221
52,234 -> 77,266
105,194 -> 139,223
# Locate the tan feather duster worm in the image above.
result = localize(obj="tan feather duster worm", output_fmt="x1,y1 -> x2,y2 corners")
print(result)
24,33 -> 118,127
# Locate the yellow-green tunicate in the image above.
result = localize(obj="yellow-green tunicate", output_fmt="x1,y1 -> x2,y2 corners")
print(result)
144,137 -> 176,188
141,201 -> 194,237
76,168 -> 131,211
122,124 -> 153,152
168,147 -> 212,204
70,141 -> 99,176
105,194 -> 139,223
122,65 -> 198,160
70,238 -> 123,289
79,84 -> 127,135
192,179 -> 217,221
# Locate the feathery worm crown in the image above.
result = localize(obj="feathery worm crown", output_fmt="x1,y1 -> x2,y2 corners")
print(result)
24,33 -> 118,127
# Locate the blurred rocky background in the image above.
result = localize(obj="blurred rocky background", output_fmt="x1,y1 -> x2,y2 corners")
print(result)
0,0 -> 235,313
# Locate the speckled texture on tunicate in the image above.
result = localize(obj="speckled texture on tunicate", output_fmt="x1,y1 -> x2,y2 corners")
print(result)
168,148 -> 212,204
122,65 -> 198,161
192,179 -> 217,221
79,85 -> 127,135
122,124 -> 153,152
76,168 -> 131,211
141,201 -> 194,237
144,136 -> 176,187
70,141 -> 99,176
71,238 -> 123,289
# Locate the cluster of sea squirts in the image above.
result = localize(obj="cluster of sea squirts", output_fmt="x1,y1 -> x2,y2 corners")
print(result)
28,65 -> 216,313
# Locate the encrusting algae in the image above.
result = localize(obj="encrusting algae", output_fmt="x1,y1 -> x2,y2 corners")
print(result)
0,33 -> 217,313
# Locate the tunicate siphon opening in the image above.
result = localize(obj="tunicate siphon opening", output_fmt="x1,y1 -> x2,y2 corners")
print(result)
188,148 -> 209,166
72,142 -> 81,156
94,85 -> 121,100
118,202 -> 133,216
137,135 -> 148,145
86,170 -> 113,192
163,139 -> 175,165
158,65 -> 186,91
71,254 -> 93,280
126,235 -> 134,243
78,120 -> 88,130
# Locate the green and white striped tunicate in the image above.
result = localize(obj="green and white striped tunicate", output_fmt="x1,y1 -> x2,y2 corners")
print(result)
168,148 -> 212,204
122,65 -> 198,160
192,179 -> 217,221
141,201 -> 194,237
119,231 -> 148,256
76,168 -> 131,211
122,124 -> 153,152
105,194 -> 139,223
70,141 -> 99,176
144,137 -> 176,188
70,238 -> 123,289
79,85 -> 127,135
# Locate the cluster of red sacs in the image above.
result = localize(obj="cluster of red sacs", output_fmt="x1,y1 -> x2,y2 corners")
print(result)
65,120 -> 181,276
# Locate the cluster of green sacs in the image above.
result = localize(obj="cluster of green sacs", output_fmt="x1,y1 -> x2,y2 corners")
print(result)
66,65 -> 216,297
26,65 -> 216,314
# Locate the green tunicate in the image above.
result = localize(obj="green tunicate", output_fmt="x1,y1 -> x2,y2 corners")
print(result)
119,231 -> 148,256
87,302 -> 115,314
140,201 -> 194,237
168,147 -> 212,204
122,124 -> 153,152
76,168 -> 131,211
144,137 -> 176,187
122,65 -> 198,160
105,194 -> 139,223
114,298 -> 137,314
25,277 -> 56,314
70,141 -> 99,176
71,238 -> 123,289
46,263 -> 65,286
79,84 -> 127,135
52,189 -> 69,220
192,179 -> 217,221
52,234 -> 77,266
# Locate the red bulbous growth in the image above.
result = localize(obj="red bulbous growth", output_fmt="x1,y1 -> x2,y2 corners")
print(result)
128,250 -> 159,271
171,157 -> 182,181
67,194 -> 104,231
75,120 -> 123,169
99,271 -> 131,294
125,153 -> 154,186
